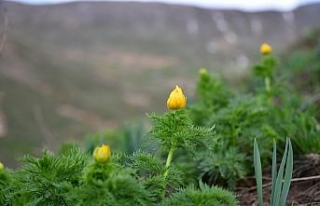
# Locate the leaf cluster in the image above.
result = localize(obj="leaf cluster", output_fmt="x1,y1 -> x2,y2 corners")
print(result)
2,144 -> 88,205
0,143 -> 238,206
148,109 -> 215,154
253,56 -> 277,78
189,71 -> 277,187
160,183 -> 238,206
187,53 -> 320,188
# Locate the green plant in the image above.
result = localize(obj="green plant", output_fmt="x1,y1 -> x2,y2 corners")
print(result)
253,44 -> 278,94
0,143 -> 240,205
254,138 -> 293,206
190,68 -> 233,126
197,146 -> 247,189
8,145 -> 88,205
160,182 -> 238,206
0,84 -> 240,206
0,164 -> 11,205
148,107 -> 215,179
4,37 -> 320,205
190,69 -> 279,187
187,45 -> 320,189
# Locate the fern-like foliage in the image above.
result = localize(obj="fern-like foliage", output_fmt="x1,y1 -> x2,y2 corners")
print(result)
197,146 -> 247,189
209,95 -> 275,156
129,151 -> 166,177
9,144 -> 88,205
160,183 -> 238,206
148,109 -> 215,154
69,162 -> 152,206
191,70 -> 234,126
0,168 -> 11,206
253,56 -> 278,79
128,151 -> 186,200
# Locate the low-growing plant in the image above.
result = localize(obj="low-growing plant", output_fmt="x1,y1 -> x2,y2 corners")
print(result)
160,182 -> 238,206
187,43 -> 320,189
189,66 -> 279,187
0,86 -> 239,206
0,163 -> 11,206
2,40 -> 320,205
190,68 -> 234,126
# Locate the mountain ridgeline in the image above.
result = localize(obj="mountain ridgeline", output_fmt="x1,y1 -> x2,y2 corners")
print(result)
5,2 -> 320,59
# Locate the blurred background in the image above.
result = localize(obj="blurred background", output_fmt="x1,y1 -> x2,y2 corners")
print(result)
0,0 -> 320,167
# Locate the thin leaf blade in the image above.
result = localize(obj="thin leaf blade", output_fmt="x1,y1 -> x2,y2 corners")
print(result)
254,139 -> 263,206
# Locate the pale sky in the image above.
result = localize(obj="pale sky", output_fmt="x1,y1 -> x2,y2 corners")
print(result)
7,0 -> 320,11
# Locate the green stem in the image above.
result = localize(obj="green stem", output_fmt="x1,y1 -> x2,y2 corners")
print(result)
164,147 -> 175,178
264,76 -> 271,92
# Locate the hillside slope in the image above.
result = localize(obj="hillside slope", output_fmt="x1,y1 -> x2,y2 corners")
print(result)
0,1 -> 320,166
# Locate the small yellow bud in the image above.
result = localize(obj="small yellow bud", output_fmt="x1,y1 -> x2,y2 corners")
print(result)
93,144 -> 111,163
260,43 -> 272,55
199,68 -> 208,75
166,85 -> 187,110
0,162 -> 4,170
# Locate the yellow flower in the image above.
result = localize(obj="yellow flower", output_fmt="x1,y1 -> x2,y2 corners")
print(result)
0,162 -> 4,170
199,68 -> 208,75
260,43 -> 272,55
93,144 -> 111,163
167,85 -> 187,110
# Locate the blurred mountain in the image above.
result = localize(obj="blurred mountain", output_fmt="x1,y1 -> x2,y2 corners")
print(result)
0,1 -> 320,166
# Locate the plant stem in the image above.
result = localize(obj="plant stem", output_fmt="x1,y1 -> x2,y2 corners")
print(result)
164,147 -> 175,178
264,76 -> 271,92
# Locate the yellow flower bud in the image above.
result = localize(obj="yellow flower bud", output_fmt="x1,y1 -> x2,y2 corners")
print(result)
93,144 -> 111,163
260,43 -> 272,55
199,68 -> 208,75
167,85 -> 187,110
0,162 -> 4,170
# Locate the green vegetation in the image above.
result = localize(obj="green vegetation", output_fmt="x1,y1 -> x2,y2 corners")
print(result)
1,1 -> 320,202
2,2 -> 320,168
0,116 -> 237,205
1,32 -> 320,204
